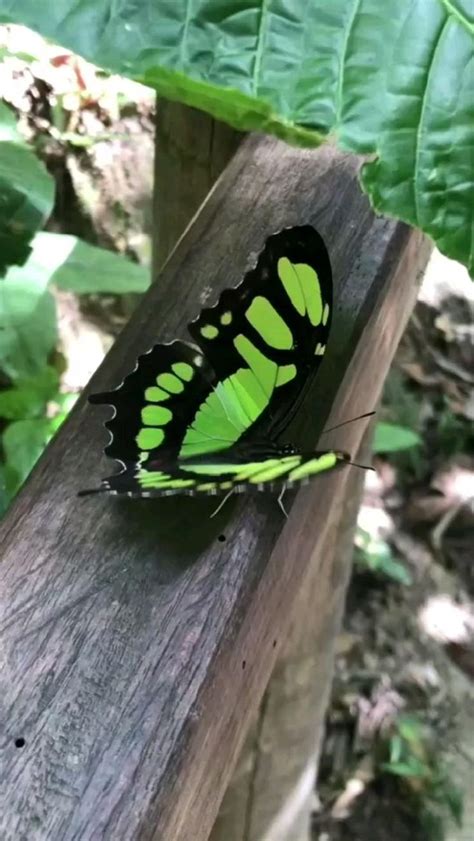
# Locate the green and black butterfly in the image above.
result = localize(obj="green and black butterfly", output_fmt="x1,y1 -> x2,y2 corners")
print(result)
81,226 -> 365,504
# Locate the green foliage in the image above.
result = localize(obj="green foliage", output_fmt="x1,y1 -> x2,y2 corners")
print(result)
0,99 -> 22,142
377,370 -> 430,479
0,366 -> 59,419
355,526 -> 412,585
381,368 -> 423,431
0,230 -> 149,381
382,714 -> 464,836
0,2 -> 472,274
42,233 -> 151,294
381,369 -> 472,481
357,417 -> 421,584
0,101 -> 54,275
0,241 -> 58,379
0,104 -> 151,512
435,401 -> 474,458
0,463 -> 8,515
373,422 -> 422,454
3,418 -> 56,497
0,366 -> 75,507
356,420 -> 420,584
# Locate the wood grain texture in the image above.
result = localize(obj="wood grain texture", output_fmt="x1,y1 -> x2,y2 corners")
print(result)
153,99 -> 242,272
0,135 -> 431,841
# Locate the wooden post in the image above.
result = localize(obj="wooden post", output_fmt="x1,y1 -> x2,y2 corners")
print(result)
0,134 -> 431,841
153,100 -> 241,272
152,105 -> 406,841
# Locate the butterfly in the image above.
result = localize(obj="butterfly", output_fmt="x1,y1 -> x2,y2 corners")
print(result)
81,226 -> 368,506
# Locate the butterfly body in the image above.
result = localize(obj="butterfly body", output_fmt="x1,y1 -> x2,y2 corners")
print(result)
82,226 -> 355,500
94,444 -> 351,499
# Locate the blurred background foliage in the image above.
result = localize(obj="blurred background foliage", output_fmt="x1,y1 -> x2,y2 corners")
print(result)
0,25 -> 154,512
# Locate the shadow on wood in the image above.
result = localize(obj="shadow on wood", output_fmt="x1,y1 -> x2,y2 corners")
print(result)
0,135 -> 431,841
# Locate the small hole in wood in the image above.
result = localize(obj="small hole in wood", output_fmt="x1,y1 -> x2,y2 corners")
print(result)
272,639 -> 277,648
15,737 -> 25,748
218,534 -> 226,542
242,660 -> 246,670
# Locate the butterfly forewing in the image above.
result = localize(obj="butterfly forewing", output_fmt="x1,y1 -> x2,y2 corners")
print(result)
187,226 -> 332,440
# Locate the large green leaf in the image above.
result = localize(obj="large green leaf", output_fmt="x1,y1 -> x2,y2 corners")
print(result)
0,101 -> 54,275
37,233 -> 150,293
373,422 -> 421,453
0,1 -> 472,273
1,400 -> 74,503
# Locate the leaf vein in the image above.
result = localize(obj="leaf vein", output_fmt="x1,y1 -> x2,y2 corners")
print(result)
438,0 -> 474,35
252,0 -> 270,96
413,17 -> 448,226
335,0 -> 363,127
178,0 -> 194,70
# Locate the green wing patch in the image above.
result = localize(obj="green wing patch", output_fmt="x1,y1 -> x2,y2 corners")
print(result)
245,296 -> 294,350
277,257 -> 324,327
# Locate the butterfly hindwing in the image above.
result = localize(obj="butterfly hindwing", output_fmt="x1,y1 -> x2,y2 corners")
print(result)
89,340 -> 215,469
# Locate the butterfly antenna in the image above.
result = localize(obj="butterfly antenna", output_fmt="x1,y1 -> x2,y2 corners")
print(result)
347,459 -> 375,472
321,411 -> 375,435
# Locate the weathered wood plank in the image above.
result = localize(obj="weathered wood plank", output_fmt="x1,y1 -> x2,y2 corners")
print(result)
0,135 -> 430,841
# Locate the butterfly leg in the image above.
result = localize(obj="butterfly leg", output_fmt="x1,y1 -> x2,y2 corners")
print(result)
210,489 -> 235,519
277,487 -> 289,519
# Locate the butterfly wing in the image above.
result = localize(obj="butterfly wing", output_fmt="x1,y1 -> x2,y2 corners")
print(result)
88,340 -> 216,476
188,225 -> 332,436
83,226 -> 335,497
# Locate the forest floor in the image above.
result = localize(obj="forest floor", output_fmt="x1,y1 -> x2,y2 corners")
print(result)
2,25 -> 473,841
